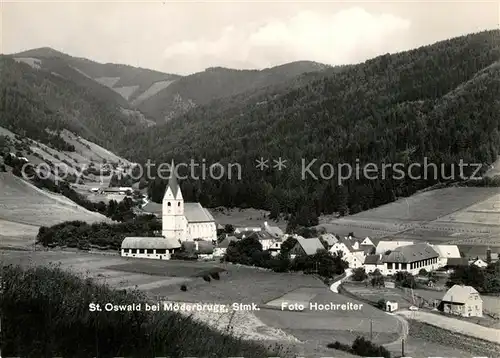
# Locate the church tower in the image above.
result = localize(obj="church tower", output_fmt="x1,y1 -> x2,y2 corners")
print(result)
162,160 -> 186,241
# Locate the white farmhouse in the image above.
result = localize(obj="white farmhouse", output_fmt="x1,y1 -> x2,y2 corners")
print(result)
329,237 -> 365,269
472,258 -> 488,268
441,285 -> 483,317
121,237 -> 180,260
363,254 -> 384,274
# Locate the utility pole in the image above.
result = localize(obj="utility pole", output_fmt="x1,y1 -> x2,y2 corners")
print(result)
370,319 -> 373,341
401,338 -> 405,357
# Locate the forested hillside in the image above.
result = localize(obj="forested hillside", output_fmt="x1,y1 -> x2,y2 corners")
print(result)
0,57 -> 142,151
122,30 -> 500,220
137,61 -> 331,122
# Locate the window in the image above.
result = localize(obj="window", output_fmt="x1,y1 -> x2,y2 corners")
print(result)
401,263 -> 407,270
146,249 -> 154,254
139,249 -> 145,254
156,249 -> 166,254
167,202 -> 171,207
178,202 -> 180,206
387,263 -> 393,269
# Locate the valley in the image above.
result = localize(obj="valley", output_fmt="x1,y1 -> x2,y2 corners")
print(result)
1,20 -> 500,358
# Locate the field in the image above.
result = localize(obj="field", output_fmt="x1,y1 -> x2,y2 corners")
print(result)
0,249 -> 400,354
0,172 -> 108,226
405,320 -> 500,358
210,207 -> 287,230
320,186 -> 500,259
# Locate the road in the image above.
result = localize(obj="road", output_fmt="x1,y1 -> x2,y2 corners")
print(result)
330,268 -> 352,293
397,310 -> 500,344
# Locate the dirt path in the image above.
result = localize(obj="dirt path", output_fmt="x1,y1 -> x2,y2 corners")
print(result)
397,310 -> 500,344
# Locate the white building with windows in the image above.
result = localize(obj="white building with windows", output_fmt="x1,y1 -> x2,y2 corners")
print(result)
121,161 -> 217,260
141,162 -> 217,242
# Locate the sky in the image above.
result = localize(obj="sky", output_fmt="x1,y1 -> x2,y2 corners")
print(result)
1,1 -> 499,75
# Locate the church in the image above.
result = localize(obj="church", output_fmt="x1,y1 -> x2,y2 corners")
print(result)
120,161 -> 217,260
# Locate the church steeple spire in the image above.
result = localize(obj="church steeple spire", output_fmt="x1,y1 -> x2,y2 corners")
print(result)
167,160 -> 179,197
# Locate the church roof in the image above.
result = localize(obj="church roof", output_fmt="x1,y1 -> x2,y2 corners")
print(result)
185,203 -> 215,223
121,237 -> 181,249
141,201 -> 214,223
167,160 -> 179,197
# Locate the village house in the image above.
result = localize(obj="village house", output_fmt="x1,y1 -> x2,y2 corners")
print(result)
431,244 -> 461,268
319,233 -> 338,248
361,237 -> 374,246
234,227 -> 261,234
290,237 -> 325,259
381,243 -> 439,275
329,237 -> 365,268
363,254 -> 384,274
440,285 -> 483,317
444,257 -> 469,272
472,258 -> 488,268
181,240 -> 215,260
214,235 -> 238,257
375,240 -> 414,255
261,221 -> 284,239
121,237 -> 180,260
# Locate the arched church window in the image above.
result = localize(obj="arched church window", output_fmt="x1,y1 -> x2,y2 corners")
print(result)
167,202 -> 171,207
178,202 -> 180,206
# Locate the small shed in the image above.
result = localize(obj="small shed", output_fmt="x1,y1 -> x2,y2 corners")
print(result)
385,301 -> 398,312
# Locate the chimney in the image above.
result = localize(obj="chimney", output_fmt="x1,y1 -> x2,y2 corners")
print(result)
486,247 -> 492,263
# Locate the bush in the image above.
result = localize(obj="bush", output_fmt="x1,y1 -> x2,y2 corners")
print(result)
377,298 -> 386,310
202,275 -> 211,282
180,284 -> 187,291
210,272 -> 220,280
1,265 -> 278,357
418,268 -> 428,276
327,336 -> 391,358
352,267 -> 368,281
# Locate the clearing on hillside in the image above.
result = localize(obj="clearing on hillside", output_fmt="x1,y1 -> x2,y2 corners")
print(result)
0,172 -> 109,229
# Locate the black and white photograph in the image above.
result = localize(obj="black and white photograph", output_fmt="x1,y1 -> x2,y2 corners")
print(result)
0,0 -> 499,357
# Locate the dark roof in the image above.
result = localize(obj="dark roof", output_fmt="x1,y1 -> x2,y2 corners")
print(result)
181,241 -> 214,254
382,243 -> 438,263
446,257 -> 469,267
167,160 -> 179,197
364,254 -> 382,265
218,236 -> 238,248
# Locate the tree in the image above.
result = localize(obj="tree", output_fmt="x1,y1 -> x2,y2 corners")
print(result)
352,267 -> 368,282
394,271 -> 416,289
418,268 -> 428,276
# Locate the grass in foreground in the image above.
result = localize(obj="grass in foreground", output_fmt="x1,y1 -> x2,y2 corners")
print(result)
0,264 -> 286,358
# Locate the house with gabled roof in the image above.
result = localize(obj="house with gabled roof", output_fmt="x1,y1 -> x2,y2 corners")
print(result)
214,235 -> 238,257
290,237 -> 326,258
319,233 -> 338,248
261,221 -> 284,239
329,237 -> 365,268
361,237 -> 374,247
363,254 -> 384,273
440,285 -> 483,317
381,243 -> 439,275
472,258 -> 488,268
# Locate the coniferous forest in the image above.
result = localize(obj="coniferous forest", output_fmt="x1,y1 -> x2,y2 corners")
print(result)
124,30 -> 500,218
1,30 -> 499,220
